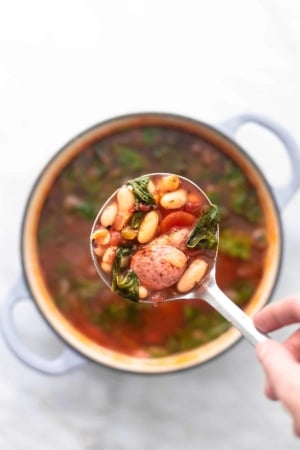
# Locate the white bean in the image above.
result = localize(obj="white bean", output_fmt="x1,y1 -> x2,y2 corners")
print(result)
138,210 -> 159,244
117,185 -> 135,213
160,188 -> 187,210
113,212 -> 128,231
159,174 -> 180,193
101,261 -> 113,273
148,179 -> 160,204
176,259 -> 208,293
147,180 -> 156,194
138,285 -> 148,299
114,186 -> 135,230
100,202 -> 118,227
101,246 -> 117,273
93,246 -> 105,257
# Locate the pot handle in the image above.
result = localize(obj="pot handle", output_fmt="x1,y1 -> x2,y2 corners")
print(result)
0,279 -> 86,375
218,113 -> 300,209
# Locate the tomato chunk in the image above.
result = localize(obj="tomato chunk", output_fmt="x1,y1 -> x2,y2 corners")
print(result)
109,230 -> 122,246
160,211 -> 196,233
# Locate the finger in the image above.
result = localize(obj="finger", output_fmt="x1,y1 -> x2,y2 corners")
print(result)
257,340 -> 300,438
283,328 -> 300,361
264,328 -> 300,400
253,296 -> 300,332
264,379 -> 278,401
294,417 -> 300,438
256,339 -> 300,401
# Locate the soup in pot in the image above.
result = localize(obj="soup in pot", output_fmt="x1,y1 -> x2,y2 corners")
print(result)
37,126 -> 268,357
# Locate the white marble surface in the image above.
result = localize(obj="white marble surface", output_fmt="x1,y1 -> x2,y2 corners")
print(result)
1,0 -> 300,448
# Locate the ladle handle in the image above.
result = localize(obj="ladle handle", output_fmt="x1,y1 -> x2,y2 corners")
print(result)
202,279 -> 268,346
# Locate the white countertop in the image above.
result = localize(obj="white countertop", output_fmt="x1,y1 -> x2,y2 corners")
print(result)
1,0 -> 300,448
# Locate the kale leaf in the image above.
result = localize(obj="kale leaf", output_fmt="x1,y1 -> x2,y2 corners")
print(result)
127,176 -> 156,206
111,247 -> 139,302
219,229 -> 251,260
130,211 -> 145,229
186,204 -> 220,250
113,270 -> 140,303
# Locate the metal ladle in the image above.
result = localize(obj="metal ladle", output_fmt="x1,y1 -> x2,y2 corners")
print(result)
90,173 -> 268,346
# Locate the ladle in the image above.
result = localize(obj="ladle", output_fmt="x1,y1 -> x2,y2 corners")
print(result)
90,173 -> 268,346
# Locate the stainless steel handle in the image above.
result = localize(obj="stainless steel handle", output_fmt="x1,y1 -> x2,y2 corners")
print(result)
202,277 -> 268,346
1,278 -> 86,375
218,113 -> 300,210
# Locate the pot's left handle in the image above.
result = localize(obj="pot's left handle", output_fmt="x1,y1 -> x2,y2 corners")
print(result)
1,278 -> 87,375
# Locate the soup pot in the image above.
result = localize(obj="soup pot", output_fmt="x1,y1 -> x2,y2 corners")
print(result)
1,112 -> 300,375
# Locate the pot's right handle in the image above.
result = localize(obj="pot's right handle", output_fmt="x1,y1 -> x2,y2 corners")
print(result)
0,279 -> 86,375
218,113 -> 300,209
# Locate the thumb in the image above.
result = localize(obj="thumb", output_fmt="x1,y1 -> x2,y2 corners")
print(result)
257,339 -> 300,437
256,339 -> 299,398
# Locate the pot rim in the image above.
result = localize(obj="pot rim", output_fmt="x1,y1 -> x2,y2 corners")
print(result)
20,111 -> 283,373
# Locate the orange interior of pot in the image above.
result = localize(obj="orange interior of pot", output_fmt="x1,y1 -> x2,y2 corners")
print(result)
22,114 -> 282,373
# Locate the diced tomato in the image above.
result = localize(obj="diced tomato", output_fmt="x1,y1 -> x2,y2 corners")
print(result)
109,230 -> 122,246
184,201 -> 202,214
160,211 -> 196,233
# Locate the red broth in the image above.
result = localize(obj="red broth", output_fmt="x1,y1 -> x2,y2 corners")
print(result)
37,127 -> 268,357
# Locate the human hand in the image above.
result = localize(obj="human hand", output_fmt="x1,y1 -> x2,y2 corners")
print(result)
253,296 -> 300,437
